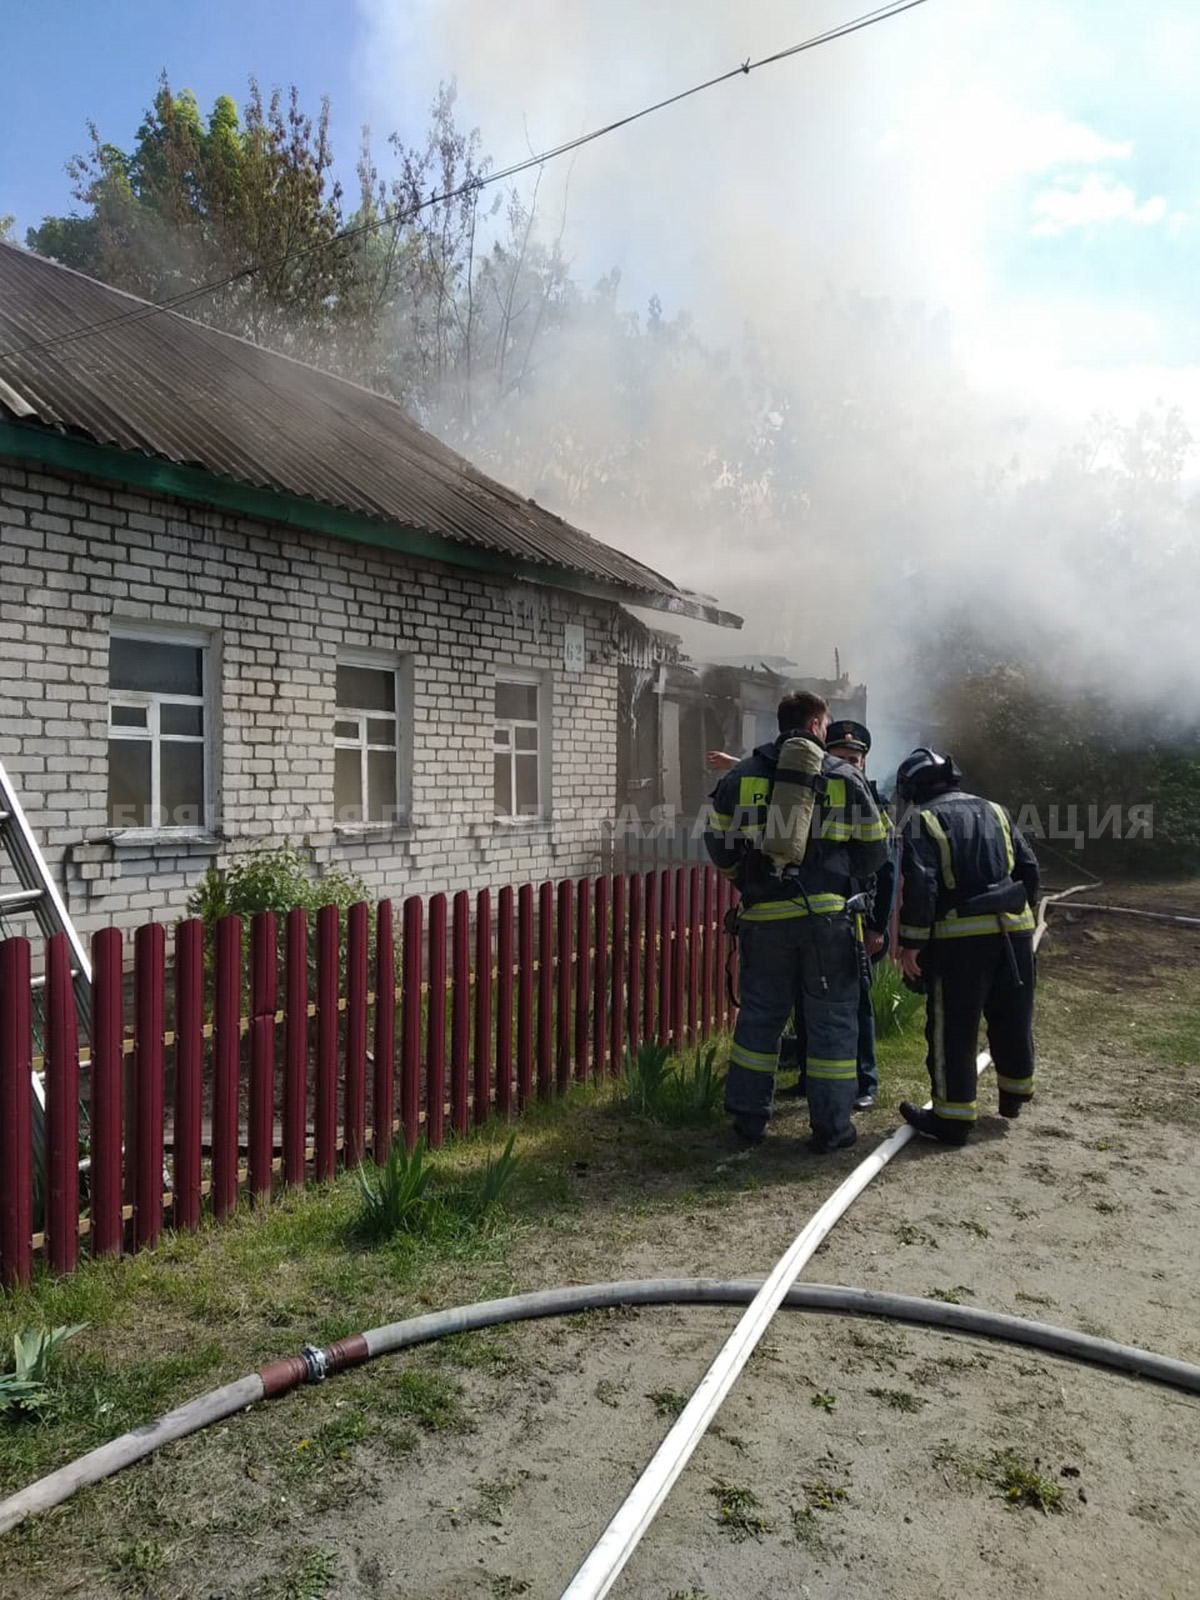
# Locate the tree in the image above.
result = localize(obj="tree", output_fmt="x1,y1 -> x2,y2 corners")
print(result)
28,77 -> 360,359
0,215 -> 14,243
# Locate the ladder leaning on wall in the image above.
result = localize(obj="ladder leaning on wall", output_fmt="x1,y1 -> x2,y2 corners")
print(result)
0,757 -> 93,1169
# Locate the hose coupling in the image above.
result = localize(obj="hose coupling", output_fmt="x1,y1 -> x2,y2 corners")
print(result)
301,1343 -> 329,1384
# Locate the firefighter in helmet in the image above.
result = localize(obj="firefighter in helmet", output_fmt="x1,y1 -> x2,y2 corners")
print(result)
893,747 -> 1040,1144
704,692 -> 890,1151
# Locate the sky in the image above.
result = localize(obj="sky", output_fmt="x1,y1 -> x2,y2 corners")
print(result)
3,0 -> 1198,710
4,0 -> 1196,424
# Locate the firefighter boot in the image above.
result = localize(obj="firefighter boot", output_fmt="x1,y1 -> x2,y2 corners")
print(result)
998,1090 -> 1029,1119
899,1101 -> 971,1146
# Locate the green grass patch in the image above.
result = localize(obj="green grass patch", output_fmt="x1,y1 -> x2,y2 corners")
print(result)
867,1386 -> 925,1412
619,1041 -> 725,1124
709,1480 -> 774,1541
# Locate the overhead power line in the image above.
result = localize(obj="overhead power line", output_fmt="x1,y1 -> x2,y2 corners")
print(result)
0,0 -> 931,363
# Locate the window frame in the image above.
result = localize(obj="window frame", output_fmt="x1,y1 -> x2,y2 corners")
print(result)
493,668 -> 551,822
107,622 -> 215,836
334,649 -> 409,828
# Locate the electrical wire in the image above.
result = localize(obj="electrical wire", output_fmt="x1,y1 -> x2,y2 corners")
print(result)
0,0 -> 932,364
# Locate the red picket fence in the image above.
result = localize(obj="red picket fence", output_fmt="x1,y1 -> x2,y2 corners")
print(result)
0,867 -> 737,1288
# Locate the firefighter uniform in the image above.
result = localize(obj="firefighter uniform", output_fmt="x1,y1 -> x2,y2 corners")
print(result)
895,751 -> 1040,1143
786,723 -> 898,1106
705,736 -> 889,1150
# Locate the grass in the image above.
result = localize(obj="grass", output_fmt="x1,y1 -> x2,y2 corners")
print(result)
867,1386 -> 925,1412
934,1441 -> 1065,1514
924,1285 -> 976,1304
871,958 -> 926,1038
619,1040 -> 724,1123
709,1480 -> 774,1541
810,1390 -> 837,1411
989,1448 -> 1065,1514
648,1387 -> 687,1419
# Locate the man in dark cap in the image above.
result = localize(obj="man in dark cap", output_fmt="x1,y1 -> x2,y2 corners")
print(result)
893,747 -> 1040,1145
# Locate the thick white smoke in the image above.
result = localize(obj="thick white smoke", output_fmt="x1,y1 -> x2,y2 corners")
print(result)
354,0 -> 1200,730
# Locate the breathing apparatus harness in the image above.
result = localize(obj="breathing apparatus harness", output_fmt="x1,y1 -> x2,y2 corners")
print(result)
723,732 -> 867,1010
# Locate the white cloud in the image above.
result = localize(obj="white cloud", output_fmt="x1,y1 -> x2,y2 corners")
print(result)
1031,172 -> 1168,235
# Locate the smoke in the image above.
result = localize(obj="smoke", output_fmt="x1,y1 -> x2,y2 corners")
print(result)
354,0 -> 1200,733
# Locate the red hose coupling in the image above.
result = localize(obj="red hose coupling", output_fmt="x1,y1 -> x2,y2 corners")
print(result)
258,1355 -> 310,1398
323,1334 -> 369,1373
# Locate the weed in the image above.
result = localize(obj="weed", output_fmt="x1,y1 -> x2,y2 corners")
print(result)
872,959 -> 925,1038
1092,1199 -> 1120,1214
811,1391 -> 837,1411
273,1547 -> 340,1600
957,1219 -> 991,1239
491,1580 -> 532,1599
595,1377 -> 624,1408
649,1387 -> 687,1420
802,1477 -> 849,1511
0,1324 -> 87,1417
472,1135 -> 521,1219
990,1448 -> 1064,1513
111,1536 -> 169,1582
475,1476 -> 520,1525
867,1387 -> 925,1412
710,1481 -> 774,1540
894,1221 -> 938,1248
667,1591 -> 715,1600
621,1042 -> 724,1123
925,1285 -> 975,1304
357,1139 -> 434,1240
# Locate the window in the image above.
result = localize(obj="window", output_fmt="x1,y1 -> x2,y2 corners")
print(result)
108,630 -> 210,831
494,675 -> 546,819
335,658 -> 401,824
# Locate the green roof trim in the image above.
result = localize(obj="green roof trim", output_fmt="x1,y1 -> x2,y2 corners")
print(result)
0,422 -> 742,628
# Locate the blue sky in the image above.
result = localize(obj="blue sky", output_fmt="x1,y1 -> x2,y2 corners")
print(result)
3,0 -> 1198,426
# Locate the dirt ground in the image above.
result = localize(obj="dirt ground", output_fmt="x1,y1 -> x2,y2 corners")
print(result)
4,890 -> 1199,1600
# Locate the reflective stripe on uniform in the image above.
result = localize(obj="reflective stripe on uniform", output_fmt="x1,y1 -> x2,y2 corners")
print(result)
932,1098 -> 977,1121
988,800 -> 1016,874
921,808 -> 956,890
739,893 -> 847,923
709,808 -> 733,829
899,923 -> 931,943
995,1073 -> 1034,1094
729,1042 -> 778,1073
931,975 -> 946,1104
806,1057 -> 857,1080
851,815 -> 890,842
934,909 -> 1035,938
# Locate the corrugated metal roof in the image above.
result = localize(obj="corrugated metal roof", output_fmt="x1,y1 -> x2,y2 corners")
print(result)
0,243 -> 739,625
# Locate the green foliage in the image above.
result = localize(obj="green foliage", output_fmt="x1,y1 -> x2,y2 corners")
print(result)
991,1449 -> 1063,1512
356,1139 -> 434,1240
355,1135 -> 523,1244
709,1481 -> 773,1541
0,1324 -> 87,1418
472,1135 -> 521,1220
871,958 -> 925,1038
186,842 -> 368,925
620,1042 -> 724,1123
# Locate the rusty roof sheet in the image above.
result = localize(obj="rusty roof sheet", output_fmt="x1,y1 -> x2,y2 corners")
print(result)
0,243 -> 738,625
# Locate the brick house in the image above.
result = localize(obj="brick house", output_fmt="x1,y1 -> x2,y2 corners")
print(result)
0,243 -> 738,934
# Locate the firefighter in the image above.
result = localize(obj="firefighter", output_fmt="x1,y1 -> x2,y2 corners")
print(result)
786,720 -> 896,1109
704,692 -> 890,1151
893,748 -> 1040,1145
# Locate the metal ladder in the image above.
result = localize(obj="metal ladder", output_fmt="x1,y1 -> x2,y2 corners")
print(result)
0,758 -> 92,1167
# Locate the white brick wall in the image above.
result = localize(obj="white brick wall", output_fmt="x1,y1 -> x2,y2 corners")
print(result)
0,461 -> 622,934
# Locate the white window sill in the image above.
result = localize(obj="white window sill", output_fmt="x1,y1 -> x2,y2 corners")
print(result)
493,814 -> 550,829
333,821 -> 414,842
101,829 -> 223,853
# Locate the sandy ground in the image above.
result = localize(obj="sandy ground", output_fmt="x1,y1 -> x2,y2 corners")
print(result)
202,902 -> 1200,1600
